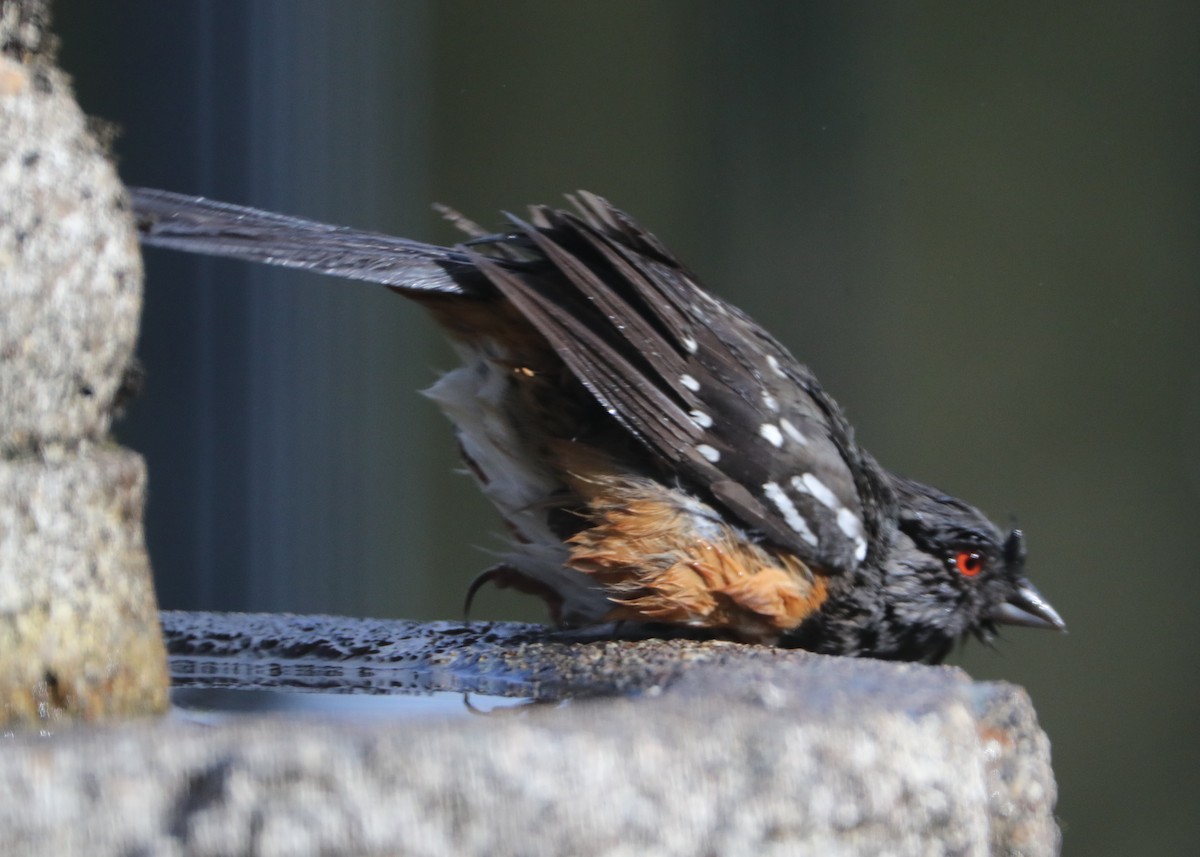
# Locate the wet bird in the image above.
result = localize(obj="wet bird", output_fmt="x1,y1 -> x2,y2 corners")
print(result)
130,187 -> 1064,663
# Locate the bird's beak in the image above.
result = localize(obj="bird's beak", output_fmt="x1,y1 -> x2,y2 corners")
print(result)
993,579 -> 1066,631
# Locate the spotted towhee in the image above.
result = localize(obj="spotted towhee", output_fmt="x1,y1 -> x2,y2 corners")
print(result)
130,188 -> 1064,664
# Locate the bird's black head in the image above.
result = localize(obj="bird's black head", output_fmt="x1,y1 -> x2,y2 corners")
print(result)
786,476 -> 1065,663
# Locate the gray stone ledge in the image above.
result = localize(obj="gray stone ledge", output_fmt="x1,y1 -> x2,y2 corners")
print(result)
0,612 -> 1059,857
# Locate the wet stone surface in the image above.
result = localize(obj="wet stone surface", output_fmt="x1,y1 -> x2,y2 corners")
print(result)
161,609 -> 907,701
162,609 -> 764,701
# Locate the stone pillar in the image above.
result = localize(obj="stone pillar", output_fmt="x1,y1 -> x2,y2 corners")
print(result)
0,0 -> 167,727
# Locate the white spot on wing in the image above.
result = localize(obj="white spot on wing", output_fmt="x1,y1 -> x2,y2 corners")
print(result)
853,538 -> 868,562
680,374 -> 701,392
788,472 -> 869,564
689,409 -> 714,429
837,507 -> 863,539
697,443 -> 720,463
839,512 -> 867,562
766,354 -> 787,378
762,482 -> 819,546
759,423 -> 784,447
762,390 -> 779,412
780,418 -> 808,445
792,473 -> 839,511
681,334 -> 698,354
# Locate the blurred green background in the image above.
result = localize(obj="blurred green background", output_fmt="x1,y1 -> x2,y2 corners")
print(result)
57,2 -> 1199,853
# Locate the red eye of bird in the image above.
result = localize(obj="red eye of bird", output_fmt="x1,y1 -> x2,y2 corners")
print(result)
954,551 -> 984,577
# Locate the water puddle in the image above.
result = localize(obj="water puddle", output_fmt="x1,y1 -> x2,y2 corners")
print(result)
160,611 -> 627,723
170,686 -> 542,724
